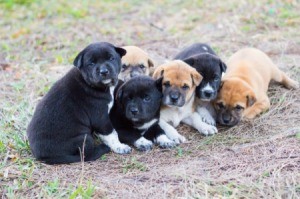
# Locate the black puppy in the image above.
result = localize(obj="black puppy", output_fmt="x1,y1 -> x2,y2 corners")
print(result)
110,76 -> 176,151
27,42 -> 132,165
174,43 -> 227,127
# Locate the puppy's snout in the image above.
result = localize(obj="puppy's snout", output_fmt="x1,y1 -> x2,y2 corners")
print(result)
170,92 -> 180,103
222,114 -> 231,124
100,67 -> 109,76
130,72 -> 138,78
130,107 -> 139,115
203,90 -> 213,98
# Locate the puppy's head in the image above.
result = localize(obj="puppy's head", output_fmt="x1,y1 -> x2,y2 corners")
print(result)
119,46 -> 154,81
153,60 -> 202,107
215,78 -> 257,126
73,42 -> 126,88
183,53 -> 227,101
116,76 -> 162,123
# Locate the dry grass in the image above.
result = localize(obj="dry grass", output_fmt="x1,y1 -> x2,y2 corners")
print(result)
1,0 -> 300,198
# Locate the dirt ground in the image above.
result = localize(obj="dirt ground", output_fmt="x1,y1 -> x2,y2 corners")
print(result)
0,0 -> 300,198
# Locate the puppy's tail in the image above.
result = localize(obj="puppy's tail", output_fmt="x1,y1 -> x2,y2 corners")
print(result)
272,68 -> 299,89
40,144 -> 111,165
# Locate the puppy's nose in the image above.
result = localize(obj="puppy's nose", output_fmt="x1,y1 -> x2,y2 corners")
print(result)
130,72 -> 138,78
130,107 -> 139,115
170,93 -> 179,103
100,68 -> 109,76
222,115 -> 231,124
203,90 -> 213,98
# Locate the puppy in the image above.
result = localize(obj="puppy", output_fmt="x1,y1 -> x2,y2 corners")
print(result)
153,60 -> 217,142
215,48 -> 299,126
27,42 -> 131,164
110,76 -> 176,151
174,43 -> 226,129
119,46 -> 154,81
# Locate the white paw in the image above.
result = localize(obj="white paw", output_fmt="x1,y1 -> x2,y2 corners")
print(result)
112,143 -> 132,154
197,123 -> 218,135
134,137 -> 153,151
198,109 -> 216,126
155,134 -> 177,148
168,133 -> 186,144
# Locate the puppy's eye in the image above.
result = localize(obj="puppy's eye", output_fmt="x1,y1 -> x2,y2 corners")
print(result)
235,105 -> 244,111
143,94 -> 151,102
182,84 -> 189,90
122,64 -> 127,69
89,62 -> 95,67
214,76 -> 219,81
110,56 -> 115,61
163,81 -> 170,87
139,64 -> 145,69
217,102 -> 225,109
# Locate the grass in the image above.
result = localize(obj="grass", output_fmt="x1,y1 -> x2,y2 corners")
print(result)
1,0 -> 300,198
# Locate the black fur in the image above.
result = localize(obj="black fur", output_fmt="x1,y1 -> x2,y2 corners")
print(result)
110,76 -> 169,151
27,42 -> 126,164
174,43 -> 227,101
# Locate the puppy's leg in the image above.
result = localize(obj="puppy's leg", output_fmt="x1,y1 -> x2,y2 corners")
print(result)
196,106 -> 216,126
243,96 -> 270,119
98,130 -> 132,154
118,129 -> 153,151
159,120 -> 186,144
272,67 -> 299,89
144,124 -> 177,149
182,112 -> 218,135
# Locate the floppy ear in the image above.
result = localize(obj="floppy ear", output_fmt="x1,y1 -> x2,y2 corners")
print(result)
191,69 -> 203,86
155,77 -> 163,92
115,47 -> 127,57
220,60 -> 227,73
219,81 -> 225,91
148,58 -> 154,67
73,50 -> 84,68
152,65 -> 165,79
246,92 -> 257,107
182,57 -> 194,66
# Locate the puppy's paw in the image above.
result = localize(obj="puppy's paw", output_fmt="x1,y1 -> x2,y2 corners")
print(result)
112,143 -> 132,154
168,133 -> 186,144
156,134 -> 177,149
134,137 -> 153,151
197,123 -> 218,135
198,108 -> 216,126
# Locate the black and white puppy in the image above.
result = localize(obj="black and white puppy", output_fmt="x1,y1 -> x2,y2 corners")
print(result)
174,43 -> 227,128
110,76 -> 176,151
27,42 -> 131,165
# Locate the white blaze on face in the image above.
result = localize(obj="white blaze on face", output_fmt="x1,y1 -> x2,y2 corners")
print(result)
202,83 -> 214,93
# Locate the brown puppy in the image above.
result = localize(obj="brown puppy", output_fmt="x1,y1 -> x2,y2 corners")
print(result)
119,46 -> 154,81
153,60 -> 218,143
215,48 -> 299,126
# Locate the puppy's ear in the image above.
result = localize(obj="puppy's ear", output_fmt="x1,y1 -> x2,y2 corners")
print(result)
152,65 -> 165,79
148,58 -> 154,68
246,92 -> 257,107
220,60 -> 227,73
73,50 -> 84,68
182,57 -> 194,66
115,47 -> 127,57
191,69 -> 203,86
219,81 -> 225,91
155,77 -> 163,92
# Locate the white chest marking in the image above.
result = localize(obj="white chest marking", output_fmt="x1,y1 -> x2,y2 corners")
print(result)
108,86 -> 115,112
136,119 -> 158,130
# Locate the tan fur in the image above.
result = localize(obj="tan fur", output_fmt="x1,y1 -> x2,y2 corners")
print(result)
119,46 -> 154,81
153,60 -> 216,140
216,48 -> 299,121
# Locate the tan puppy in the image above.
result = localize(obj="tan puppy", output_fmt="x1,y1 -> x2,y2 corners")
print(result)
215,48 -> 299,126
153,60 -> 218,143
119,46 -> 154,81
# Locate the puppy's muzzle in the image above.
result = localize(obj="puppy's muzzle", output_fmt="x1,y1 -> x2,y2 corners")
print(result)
100,67 -> 109,77
170,92 -> 180,103
219,113 -> 239,126
163,89 -> 185,107
130,107 -> 139,116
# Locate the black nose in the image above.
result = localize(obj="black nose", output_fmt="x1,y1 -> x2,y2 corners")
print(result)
222,115 -> 231,124
170,93 -> 179,103
100,68 -> 109,76
130,107 -> 139,115
203,90 -> 213,98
